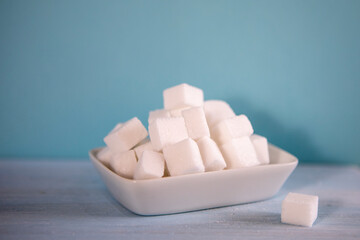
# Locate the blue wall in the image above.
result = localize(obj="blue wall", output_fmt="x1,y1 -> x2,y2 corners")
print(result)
0,0 -> 359,163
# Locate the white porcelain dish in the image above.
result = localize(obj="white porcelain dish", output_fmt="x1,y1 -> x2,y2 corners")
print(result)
89,144 -> 298,215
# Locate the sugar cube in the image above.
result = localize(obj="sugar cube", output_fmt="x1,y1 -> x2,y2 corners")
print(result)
133,139 -> 153,159
133,150 -> 165,180
163,83 -> 204,110
250,134 -> 270,164
149,117 -> 188,151
211,115 -> 254,145
104,117 -> 148,153
163,138 -> 205,176
220,137 -> 260,168
203,100 -> 235,127
182,107 -> 210,140
281,192 -> 319,227
197,136 -> 226,171
110,150 -> 137,179
148,109 -> 171,124
97,147 -> 113,167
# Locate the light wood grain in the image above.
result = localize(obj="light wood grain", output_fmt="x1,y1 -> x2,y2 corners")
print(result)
0,160 -> 359,240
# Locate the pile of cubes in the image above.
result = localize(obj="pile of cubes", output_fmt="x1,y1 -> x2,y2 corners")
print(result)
97,83 -> 270,180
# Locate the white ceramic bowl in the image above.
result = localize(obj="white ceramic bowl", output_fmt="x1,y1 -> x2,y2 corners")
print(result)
89,144 -> 298,215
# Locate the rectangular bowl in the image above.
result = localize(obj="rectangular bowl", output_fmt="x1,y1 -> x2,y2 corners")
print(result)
89,144 -> 298,215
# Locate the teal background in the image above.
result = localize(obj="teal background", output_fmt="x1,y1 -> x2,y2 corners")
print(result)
0,0 -> 359,163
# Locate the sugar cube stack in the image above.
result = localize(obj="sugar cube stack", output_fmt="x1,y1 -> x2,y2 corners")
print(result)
100,83 -> 271,179
281,192 -> 319,227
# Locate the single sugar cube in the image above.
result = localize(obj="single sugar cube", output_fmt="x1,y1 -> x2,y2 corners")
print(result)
110,150 -> 137,179
281,192 -> 319,227
96,147 -> 113,167
250,134 -> 270,164
163,138 -> 205,176
220,137 -> 260,169
169,107 -> 191,117
163,83 -> 204,110
182,107 -> 210,140
148,109 -> 171,124
149,117 -> 188,151
203,100 -> 235,127
211,115 -> 254,145
133,139 -> 153,159
133,150 -> 165,180
104,117 -> 148,153
197,136 -> 226,171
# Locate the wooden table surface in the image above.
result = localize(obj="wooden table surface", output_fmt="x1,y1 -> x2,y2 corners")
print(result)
0,160 -> 359,240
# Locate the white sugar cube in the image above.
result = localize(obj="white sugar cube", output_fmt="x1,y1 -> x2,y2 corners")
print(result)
250,134 -> 270,164
148,109 -> 171,124
203,100 -> 235,127
133,139 -> 153,159
110,150 -> 137,179
163,83 -> 204,110
133,150 -> 165,180
163,138 -> 205,176
169,107 -> 191,117
182,107 -> 210,140
211,115 -> 254,145
197,136 -> 226,171
149,117 -> 188,151
104,117 -> 148,153
97,147 -> 113,167
220,137 -> 260,169
281,192 -> 319,227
